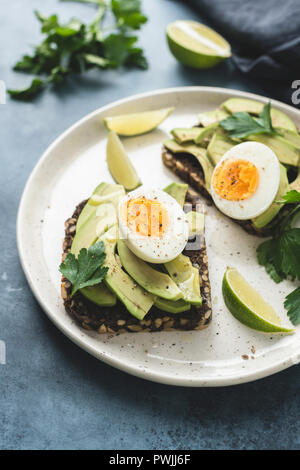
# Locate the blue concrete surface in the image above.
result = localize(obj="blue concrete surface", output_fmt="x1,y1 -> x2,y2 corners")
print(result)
0,0 -> 299,450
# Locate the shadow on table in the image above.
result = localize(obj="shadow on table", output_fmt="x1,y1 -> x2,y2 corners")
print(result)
175,58 -> 297,108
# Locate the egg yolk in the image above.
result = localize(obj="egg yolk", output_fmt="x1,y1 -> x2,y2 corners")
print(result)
213,158 -> 259,201
120,198 -> 169,237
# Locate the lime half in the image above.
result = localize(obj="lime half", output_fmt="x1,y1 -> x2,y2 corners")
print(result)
222,267 -> 294,333
166,20 -> 231,69
104,107 -> 174,136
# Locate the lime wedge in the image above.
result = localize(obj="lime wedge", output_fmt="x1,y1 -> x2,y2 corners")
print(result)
106,131 -> 141,190
104,107 -> 174,136
222,267 -> 294,333
166,20 -> 231,69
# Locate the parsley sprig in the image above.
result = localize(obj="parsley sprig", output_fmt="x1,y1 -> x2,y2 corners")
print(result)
59,241 -> 108,297
220,103 -> 280,139
284,288 -> 300,326
257,190 -> 300,325
8,0 -> 148,101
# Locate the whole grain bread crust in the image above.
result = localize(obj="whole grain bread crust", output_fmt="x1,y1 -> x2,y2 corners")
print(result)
61,191 -> 212,334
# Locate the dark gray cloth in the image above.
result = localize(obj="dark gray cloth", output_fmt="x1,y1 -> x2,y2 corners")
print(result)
185,0 -> 300,81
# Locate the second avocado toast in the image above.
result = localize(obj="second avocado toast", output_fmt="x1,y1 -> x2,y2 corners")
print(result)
162,97 -> 300,236
61,182 -> 212,334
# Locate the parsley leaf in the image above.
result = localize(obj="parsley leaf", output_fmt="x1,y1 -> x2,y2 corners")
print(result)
220,102 -> 279,139
220,112 -> 267,139
257,189 -> 300,325
7,78 -> 45,100
257,229 -> 300,283
280,190 -> 300,204
103,33 -> 147,68
257,238 -> 285,283
9,1 -> 148,100
284,287 -> 300,325
112,0 -> 148,30
59,241 -> 108,297
255,102 -> 274,133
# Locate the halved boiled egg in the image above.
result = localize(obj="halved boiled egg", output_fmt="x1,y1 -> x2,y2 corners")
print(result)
118,187 -> 189,263
210,142 -> 280,220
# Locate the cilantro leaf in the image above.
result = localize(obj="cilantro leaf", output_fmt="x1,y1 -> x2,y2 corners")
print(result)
257,188 -> 300,325
257,238 -> 285,283
112,0 -> 148,30
257,229 -> 300,282
83,53 -> 112,68
220,112 -> 266,139
103,33 -> 147,68
284,287 -> 300,325
280,190 -> 300,204
14,55 -> 40,73
7,78 -> 45,100
258,187 -> 300,279
256,102 -> 275,134
220,102 -> 279,139
59,241 -> 108,297
34,11 -> 60,33
276,229 -> 300,280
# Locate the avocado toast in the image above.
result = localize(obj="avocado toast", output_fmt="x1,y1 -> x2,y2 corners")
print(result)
162,98 -> 300,236
61,186 -> 212,334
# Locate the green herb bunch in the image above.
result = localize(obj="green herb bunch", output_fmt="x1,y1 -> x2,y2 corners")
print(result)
8,0 -> 148,100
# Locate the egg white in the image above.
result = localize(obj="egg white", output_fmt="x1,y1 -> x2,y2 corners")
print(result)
118,187 -> 189,263
210,142 -> 280,220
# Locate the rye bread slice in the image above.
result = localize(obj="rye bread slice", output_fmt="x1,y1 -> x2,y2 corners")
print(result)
61,190 -> 212,334
162,147 -> 287,237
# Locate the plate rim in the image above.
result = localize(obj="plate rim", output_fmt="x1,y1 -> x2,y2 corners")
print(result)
17,86 -> 300,387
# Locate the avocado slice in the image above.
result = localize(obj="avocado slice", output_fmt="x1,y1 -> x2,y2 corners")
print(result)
276,129 -> 300,150
80,285 -> 116,307
207,130 -> 236,165
252,164 -> 289,229
222,98 -> 297,133
154,297 -> 191,314
165,254 -> 202,305
198,108 -> 229,127
71,203 -> 117,257
77,182 -> 125,231
163,182 -> 188,207
101,230 -> 154,320
195,123 -> 219,146
117,239 -> 183,301
171,124 -> 218,146
248,134 -> 299,167
89,189 -> 125,207
164,139 -> 214,192
171,127 -> 203,144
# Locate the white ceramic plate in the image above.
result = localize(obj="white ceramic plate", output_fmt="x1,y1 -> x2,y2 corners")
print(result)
17,87 -> 300,387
